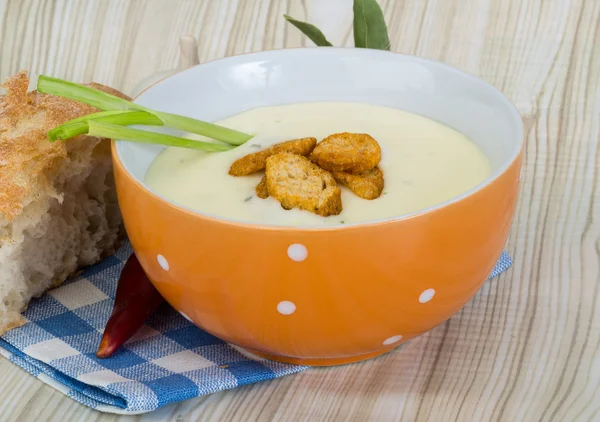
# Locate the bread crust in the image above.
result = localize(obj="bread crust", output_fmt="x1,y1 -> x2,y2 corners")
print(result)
229,137 -> 317,176
0,71 -> 131,221
0,315 -> 26,336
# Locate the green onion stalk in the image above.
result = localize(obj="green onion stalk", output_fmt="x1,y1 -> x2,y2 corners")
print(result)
38,75 -> 253,152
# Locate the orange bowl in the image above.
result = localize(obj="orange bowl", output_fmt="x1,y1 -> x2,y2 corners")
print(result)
112,48 -> 523,366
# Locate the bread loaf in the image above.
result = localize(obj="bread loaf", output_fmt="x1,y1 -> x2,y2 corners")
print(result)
0,71 -> 127,334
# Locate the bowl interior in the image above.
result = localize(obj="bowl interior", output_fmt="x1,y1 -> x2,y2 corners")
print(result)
116,48 -> 523,218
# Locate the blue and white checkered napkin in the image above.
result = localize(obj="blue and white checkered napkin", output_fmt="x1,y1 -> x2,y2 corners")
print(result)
0,242 -> 512,414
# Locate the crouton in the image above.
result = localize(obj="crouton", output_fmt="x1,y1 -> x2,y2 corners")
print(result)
265,152 -> 342,216
255,175 -> 269,199
310,132 -> 381,174
332,167 -> 384,200
229,137 -> 317,176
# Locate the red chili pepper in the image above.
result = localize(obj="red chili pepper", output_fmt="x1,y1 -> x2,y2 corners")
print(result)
96,254 -> 165,358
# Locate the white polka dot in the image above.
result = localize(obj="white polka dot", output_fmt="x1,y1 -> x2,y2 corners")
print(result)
179,312 -> 192,322
157,254 -> 169,271
287,244 -> 308,262
383,335 -> 403,346
419,288 -> 436,303
277,301 -> 296,315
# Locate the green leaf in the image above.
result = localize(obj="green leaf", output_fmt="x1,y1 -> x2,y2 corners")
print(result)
353,0 -> 391,50
87,121 -> 235,152
48,110 -> 163,141
37,75 -> 254,145
284,14 -> 333,47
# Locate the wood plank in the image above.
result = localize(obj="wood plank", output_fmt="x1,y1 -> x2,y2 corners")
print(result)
0,0 -> 598,420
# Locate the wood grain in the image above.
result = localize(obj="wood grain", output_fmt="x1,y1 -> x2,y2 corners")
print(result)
1,0 -> 599,420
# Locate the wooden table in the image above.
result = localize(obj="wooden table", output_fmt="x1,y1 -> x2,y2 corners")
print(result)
1,0 -> 598,420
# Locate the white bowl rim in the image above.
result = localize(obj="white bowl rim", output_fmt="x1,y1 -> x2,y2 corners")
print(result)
114,47 -> 524,231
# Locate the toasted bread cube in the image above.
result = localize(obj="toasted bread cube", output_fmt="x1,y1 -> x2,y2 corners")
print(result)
229,137 -> 317,176
265,152 -> 342,216
332,167 -> 384,200
310,132 -> 381,174
255,175 -> 269,199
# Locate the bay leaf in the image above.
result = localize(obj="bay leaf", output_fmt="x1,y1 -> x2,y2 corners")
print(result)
353,0 -> 391,50
284,14 -> 333,47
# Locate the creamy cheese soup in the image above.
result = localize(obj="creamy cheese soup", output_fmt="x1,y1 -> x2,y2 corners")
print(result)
144,102 -> 492,226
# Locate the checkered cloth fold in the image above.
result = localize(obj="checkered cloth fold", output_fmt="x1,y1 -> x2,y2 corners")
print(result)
0,242 -> 512,414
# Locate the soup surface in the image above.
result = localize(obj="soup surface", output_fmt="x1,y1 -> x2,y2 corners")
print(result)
144,102 -> 492,226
